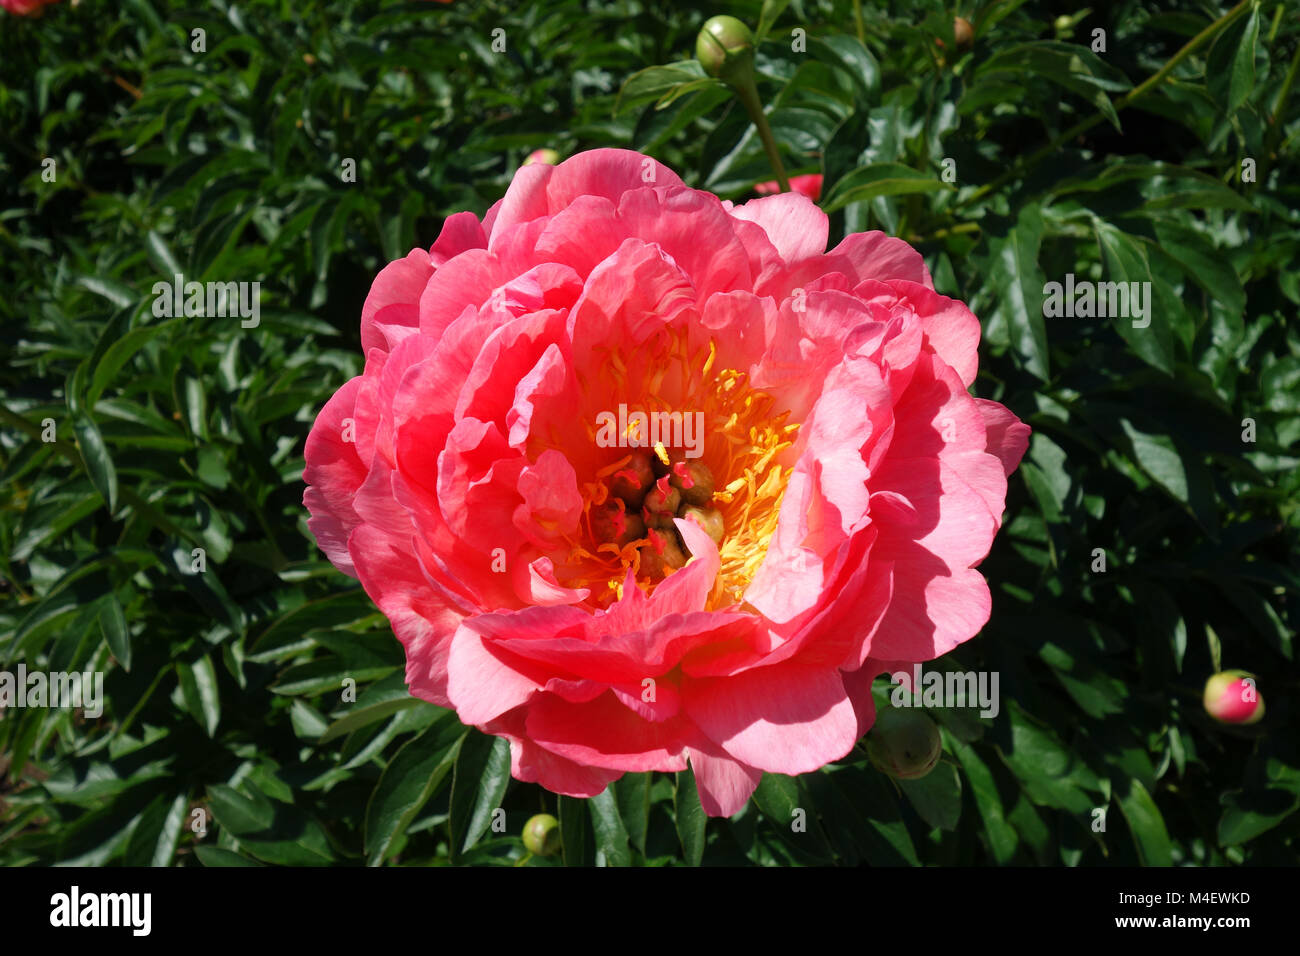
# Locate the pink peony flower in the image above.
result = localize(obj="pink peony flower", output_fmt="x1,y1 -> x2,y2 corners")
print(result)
756,173 -> 823,201
303,148 -> 1028,816
0,0 -> 58,15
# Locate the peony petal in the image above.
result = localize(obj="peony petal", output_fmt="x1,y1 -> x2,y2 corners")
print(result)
975,398 -> 1031,476
687,742 -> 762,817
526,691 -> 690,772
729,191 -> 829,263
360,249 -> 433,355
302,376 -> 367,577
683,661 -> 858,774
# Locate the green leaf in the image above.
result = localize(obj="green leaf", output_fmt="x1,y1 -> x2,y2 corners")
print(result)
899,762 -> 963,831
87,321 -> 175,406
616,62 -> 707,115
951,737 -> 1019,864
756,0 -> 793,41
150,793 -> 189,867
614,773 -> 651,855
1119,419 -> 1189,505
754,772 -> 841,864
72,412 -> 118,510
145,229 -> 183,277
364,713 -> 466,865
821,162 -> 949,212
986,204 -> 1050,381
194,846 -> 264,867
807,35 -> 880,104
558,794 -> 588,867
673,767 -> 707,867
1115,778 -> 1172,865
976,41 -> 1130,130
77,275 -> 138,309
1207,6 -> 1260,113
1093,221 -> 1176,374
318,694 -> 424,744
589,787 -> 633,867
99,595 -> 131,672
207,784 -> 275,836
448,732 -> 511,860
176,654 -> 221,737
1152,220 -> 1246,318
1218,789 -> 1300,846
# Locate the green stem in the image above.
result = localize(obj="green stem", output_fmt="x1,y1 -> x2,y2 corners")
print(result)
1267,34 -> 1300,157
732,75 -> 789,192
907,221 -> 982,243
853,0 -> 865,43
955,0 -> 1253,210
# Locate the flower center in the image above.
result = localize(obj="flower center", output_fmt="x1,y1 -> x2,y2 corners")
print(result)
555,329 -> 798,610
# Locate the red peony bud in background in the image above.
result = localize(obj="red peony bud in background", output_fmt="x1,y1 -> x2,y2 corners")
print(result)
755,173 -> 822,201
1,0 -> 59,16
1203,670 -> 1264,725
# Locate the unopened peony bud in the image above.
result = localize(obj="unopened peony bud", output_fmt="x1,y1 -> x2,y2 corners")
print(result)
1203,670 -> 1264,725
866,709 -> 943,779
695,15 -> 756,85
522,813 -> 561,856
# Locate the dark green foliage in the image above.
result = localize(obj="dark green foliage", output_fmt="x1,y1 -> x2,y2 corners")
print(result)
1,0 -> 1296,866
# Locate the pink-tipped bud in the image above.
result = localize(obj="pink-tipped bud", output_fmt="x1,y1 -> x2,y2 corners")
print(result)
524,148 -> 559,166
1203,670 -> 1264,725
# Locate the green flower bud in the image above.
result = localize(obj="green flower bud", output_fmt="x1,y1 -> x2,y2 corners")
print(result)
865,708 -> 943,780
696,15 -> 756,86
522,813 -> 561,857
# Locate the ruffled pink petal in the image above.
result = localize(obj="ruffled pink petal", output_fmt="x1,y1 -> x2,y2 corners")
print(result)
683,661 -> 858,774
525,691 -> 690,772
429,210 -> 488,268
545,147 -> 684,213
303,376 -> 367,577
688,742 -> 762,817
348,524 -> 459,707
360,249 -> 432,355
486,709 -> 623,798
975,398 -> 1031,476
729,191 -> 829,263
445,622 -> 547,725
